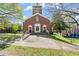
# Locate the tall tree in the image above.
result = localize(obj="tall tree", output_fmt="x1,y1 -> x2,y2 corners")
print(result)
45,3 -> 79,25
0,3 -> 23,32
52,11 -> 69,33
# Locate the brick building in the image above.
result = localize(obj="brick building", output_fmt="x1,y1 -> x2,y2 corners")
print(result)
23,3 -> 52,33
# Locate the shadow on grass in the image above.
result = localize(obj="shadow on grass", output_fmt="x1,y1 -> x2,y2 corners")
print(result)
0,44 -> 10,51
49,35 -> 79,46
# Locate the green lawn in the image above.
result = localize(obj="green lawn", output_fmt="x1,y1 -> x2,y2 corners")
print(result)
49,33 -> 79,46
1,45 -> 79,56
1,33 -> 79,56
0,33 -> 22,42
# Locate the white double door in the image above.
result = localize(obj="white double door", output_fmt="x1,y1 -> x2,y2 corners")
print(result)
34,23 -> 41,33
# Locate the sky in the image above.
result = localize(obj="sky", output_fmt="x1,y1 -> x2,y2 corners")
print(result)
21,3 -> 46,19
21,3 -> 79,20
18,3 -> 79,25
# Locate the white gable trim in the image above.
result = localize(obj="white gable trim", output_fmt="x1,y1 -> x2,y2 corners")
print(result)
25,13 -> 50,21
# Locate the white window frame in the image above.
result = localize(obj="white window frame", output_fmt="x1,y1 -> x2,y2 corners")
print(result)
34,23 -> 41,33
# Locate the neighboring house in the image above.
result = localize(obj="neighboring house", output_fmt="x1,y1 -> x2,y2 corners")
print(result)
23,3 -> 52,33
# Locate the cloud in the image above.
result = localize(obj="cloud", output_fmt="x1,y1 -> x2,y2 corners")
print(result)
42,3 -> 45,8
24,6 -> 32,11
24,3 -> 45,11
45,3 -> 54,8
75,15 -> 79,19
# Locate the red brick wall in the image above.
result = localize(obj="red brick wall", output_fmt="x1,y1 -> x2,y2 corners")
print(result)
23,14 -> 52,33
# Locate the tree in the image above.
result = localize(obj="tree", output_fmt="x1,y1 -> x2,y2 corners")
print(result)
44,3 -> 63,19
45,3 -> 79,26
0,3 -> 23,20
0,20 -> 4,30
0,18 -> 12,33
12,23 -> 19,33
0,3 -> 23,33
52,11 -> 69,33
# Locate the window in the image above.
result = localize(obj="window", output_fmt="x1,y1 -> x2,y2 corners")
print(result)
42,25 -> 47,32
28,25 -> 32,33
36,26 -> 39,31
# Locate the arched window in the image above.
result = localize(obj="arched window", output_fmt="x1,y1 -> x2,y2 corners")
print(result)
28,25 -> 32,33
42,25 -> 47,32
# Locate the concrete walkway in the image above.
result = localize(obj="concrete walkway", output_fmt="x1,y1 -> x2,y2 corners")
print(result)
12,34 -> 79,52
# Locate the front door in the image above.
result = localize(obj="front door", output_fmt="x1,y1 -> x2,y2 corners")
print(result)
34,24 -> 41,33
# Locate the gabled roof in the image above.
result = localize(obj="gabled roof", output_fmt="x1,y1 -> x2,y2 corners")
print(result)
24,13 -> 50,22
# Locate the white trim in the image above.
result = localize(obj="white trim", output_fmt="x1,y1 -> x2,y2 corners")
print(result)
25,13 -> 50,21
28,25 -> 32,27
43,25 -> 47,27
34,23 -> 41,33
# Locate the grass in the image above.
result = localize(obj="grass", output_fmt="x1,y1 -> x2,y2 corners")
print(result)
0,33 -> 21,51
1,45 -> 79,56
0,33 -> 22,42
1,33 -> 79,56
0,44 -> 10,51
49,33 -> 79,46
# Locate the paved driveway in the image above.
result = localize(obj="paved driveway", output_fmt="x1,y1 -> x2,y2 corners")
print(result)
13,35 -> 79,52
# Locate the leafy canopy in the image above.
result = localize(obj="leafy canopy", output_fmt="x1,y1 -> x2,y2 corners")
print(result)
52,11 -> 69,33
0,3 -> 23,20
